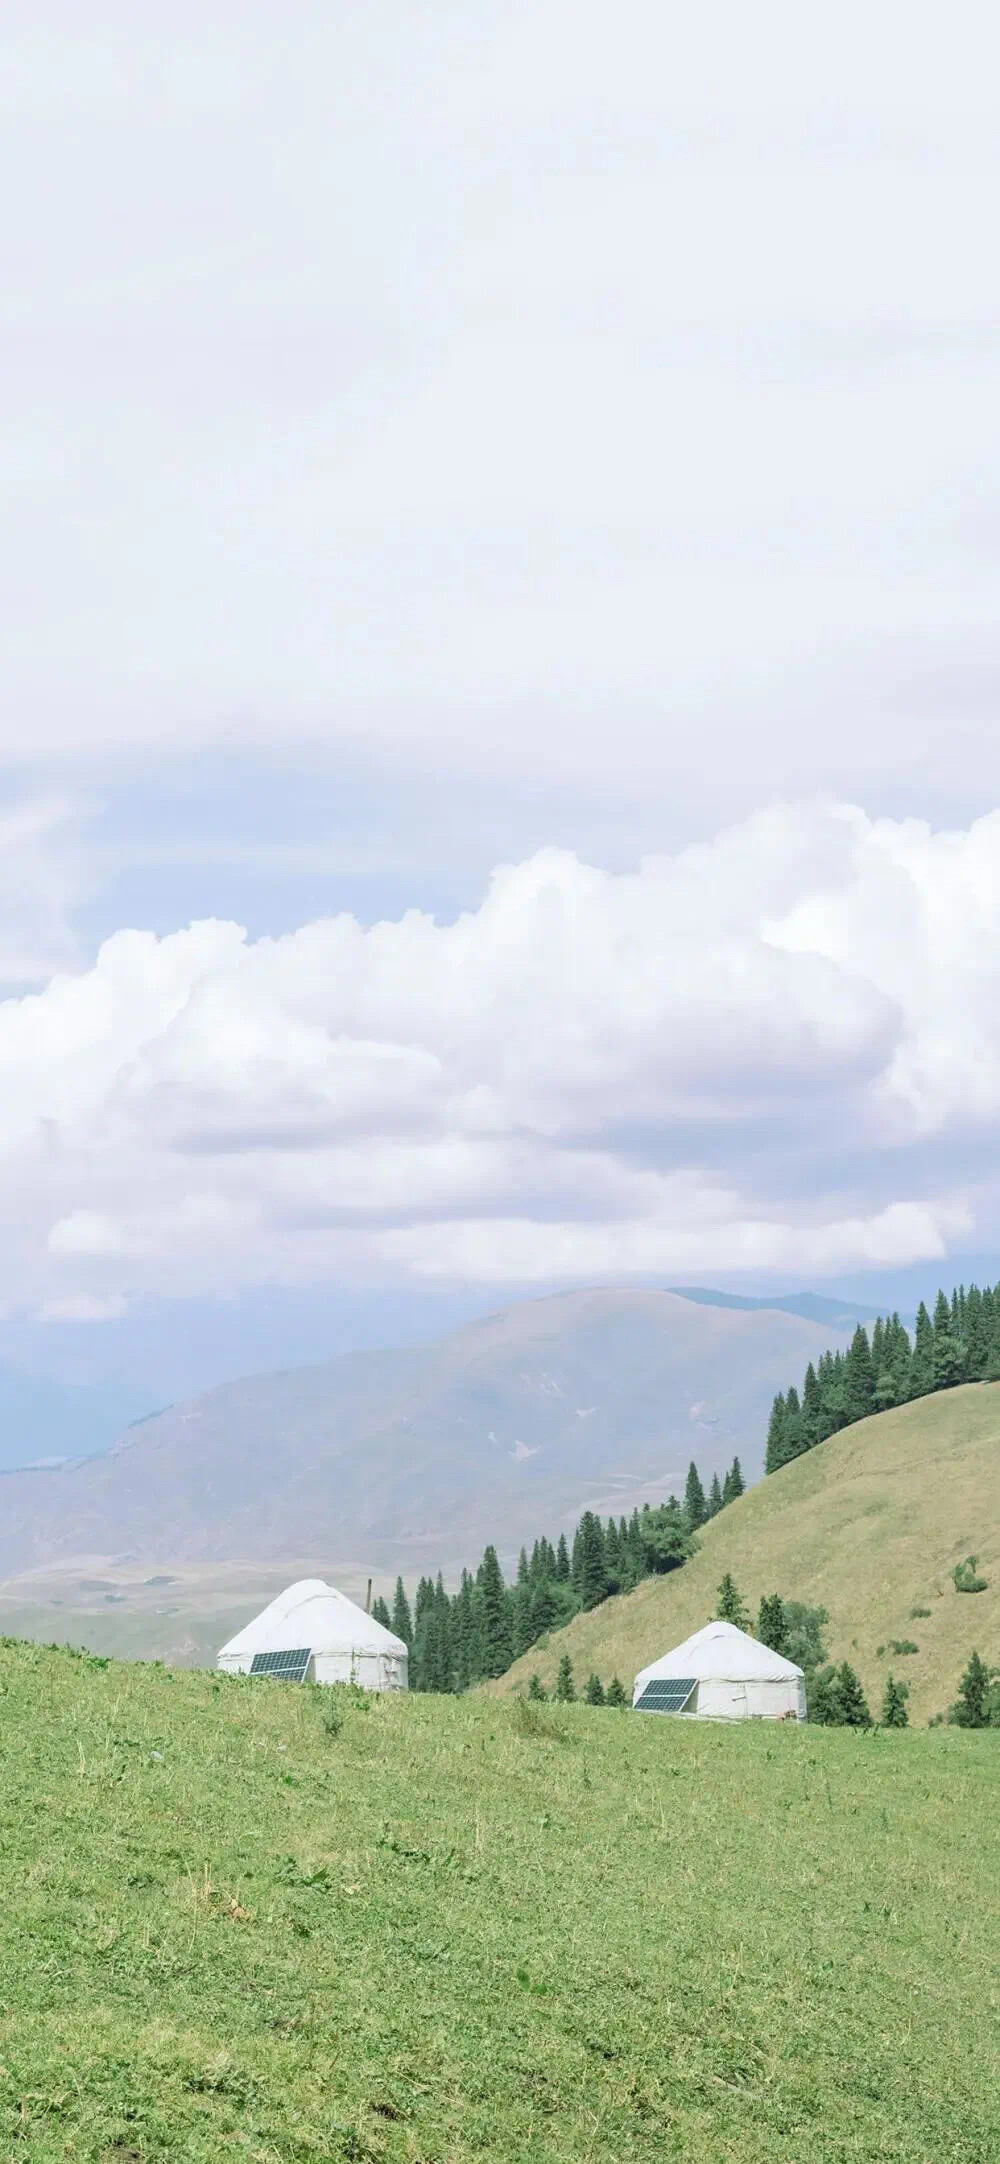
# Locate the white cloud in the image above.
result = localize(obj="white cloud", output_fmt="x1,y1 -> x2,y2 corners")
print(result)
0,797 -> 996,1313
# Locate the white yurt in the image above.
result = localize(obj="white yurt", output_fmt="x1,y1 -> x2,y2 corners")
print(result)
217,1578 -> 408,1692
632,1619 -> 805,1721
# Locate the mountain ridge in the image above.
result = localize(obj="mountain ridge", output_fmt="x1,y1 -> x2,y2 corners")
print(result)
0,1288 -> 850,1598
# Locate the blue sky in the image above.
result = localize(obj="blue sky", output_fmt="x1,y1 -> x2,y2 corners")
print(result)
3,4 -> 1000,1400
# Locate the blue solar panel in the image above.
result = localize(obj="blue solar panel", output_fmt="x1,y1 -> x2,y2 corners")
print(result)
249,1647 -> 312,1682
634,1676 -> 697,1714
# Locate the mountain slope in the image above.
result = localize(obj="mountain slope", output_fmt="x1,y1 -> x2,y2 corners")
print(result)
494,1382 -> 1000,1724
0,1289 -> 847,1589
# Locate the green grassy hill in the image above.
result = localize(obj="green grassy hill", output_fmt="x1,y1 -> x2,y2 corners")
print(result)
1,1641 -> 998,2161
497,1383 -> 1000,1723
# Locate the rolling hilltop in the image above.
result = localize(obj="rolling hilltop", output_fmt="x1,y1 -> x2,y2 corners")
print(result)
0,1288 -> 847,1599
495,1382 -> 1000,1725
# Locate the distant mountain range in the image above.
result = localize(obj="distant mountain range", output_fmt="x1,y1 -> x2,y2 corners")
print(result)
670,1287 -> 903,1331
0,1288 -> 854,1586
0,1368 -> 157,1475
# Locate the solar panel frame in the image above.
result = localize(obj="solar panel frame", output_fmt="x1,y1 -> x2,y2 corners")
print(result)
634,1676 -> 697,1714
249,1647 -> 313,1682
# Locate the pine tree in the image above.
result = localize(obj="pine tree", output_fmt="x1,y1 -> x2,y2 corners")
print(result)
371,1595 -> 392,1631
392,1577 -> 413,1650
950,1650 -> 992,1728
887,1314 -> 912,1402
757,1593 -> 788,1654
555,1533 -> 571,1582
843,1326 -> 875,1426
606,1675 -> 628,1708
728,1455 -> 745,1498
781,1386 -> 804,1462
512,1579 -> 536,1658
881,1674 -> 909,1728
577,1511 -> 609,1609
530,1577 -> 558,1639
707,1473 -> 723,1518
604,1517 -> 624,1587
478,1546 -> 513,1678
555,1653 -> 576,1703
527,1673 -> 546,1701
834,1661 -> 872,1727
683,1461 -> 708,1530
909,1301 -> 934,1398
584,1673 -> 605,1705
801,1362 -> 822,1445
932,1285 -> 966,1388
765,1393 -> 788,1474
716,1573 -> 749,1628
451,1571 -> 473,1690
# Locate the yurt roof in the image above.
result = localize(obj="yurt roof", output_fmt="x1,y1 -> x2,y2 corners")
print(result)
218,1579 -> 407,1661
634,1619 -> 803,1692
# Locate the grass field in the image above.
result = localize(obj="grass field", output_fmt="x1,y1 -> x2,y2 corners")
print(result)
1,1641 -> 999,2161
498,1384 -> 1000,1723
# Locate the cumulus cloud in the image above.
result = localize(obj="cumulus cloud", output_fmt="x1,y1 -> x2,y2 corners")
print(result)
0,798 -> 995,1315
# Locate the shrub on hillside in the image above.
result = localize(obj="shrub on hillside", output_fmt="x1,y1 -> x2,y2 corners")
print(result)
953,1557 -> 988,1594
888,1639 -> 919,1656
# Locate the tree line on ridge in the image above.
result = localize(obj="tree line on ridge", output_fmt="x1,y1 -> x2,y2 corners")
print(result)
766,1283 -> 1000,1475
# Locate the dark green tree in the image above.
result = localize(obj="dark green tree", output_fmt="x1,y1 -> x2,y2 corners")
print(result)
765,1393 -> 788,1474
781,1385 -> 804,1461
684,1461 -> 708,1530
637,1501 -> 693,1575
391,1576 -> 413,1650
909,1301 -> 934,1398
836,1662 -> 872,1727
728,1455 -> 745,1498
554,1653 -> 576,1703
757,1593 -> 788,1655
478,1546 -> 513,1678
371,1595 -> 392,1631
527,1672 -> 546,1701
576,1511 -> 609,1610
716,1573 -> 749,1628
584,1673 -> 605,1705
810,1661 -> 871,1726
606,1674 -> 629,1708
843,1326 -> 876,1426
707,1472 -> 723,1518
555,1533 -> 571,1581
950,1650 -> 992,1728
801,1361 -> 822,1445
881,1674 -> 909,1728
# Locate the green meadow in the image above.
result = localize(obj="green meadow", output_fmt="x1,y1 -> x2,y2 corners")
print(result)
1,1640 -> 997,2162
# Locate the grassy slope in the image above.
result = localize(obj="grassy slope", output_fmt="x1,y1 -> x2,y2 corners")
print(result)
497,1383 -> 1000,1724
1,1642 -> 999,2162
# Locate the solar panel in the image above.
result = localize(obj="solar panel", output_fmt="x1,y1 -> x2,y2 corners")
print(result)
249,1647 -> 313,1682
634,1676 -> 697,1714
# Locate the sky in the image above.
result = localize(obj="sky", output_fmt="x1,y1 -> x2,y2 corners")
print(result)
3,3 -> 1000,1397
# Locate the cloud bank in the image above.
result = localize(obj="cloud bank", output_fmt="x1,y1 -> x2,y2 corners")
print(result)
3,6 -> 1000,826
2,799 -> 996,1317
